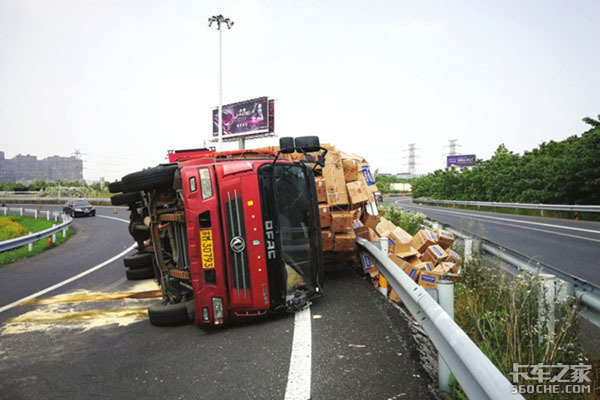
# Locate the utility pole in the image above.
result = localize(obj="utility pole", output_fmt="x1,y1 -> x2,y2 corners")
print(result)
208,14 -> 234,152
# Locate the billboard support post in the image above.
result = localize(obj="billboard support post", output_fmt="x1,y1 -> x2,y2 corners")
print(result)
208,14 -> 234,151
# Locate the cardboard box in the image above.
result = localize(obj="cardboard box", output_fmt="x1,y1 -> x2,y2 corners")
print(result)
446,249 -> 462,267
418,271 -> 438,288
319,204 -> 330,228
333,232 -> 357,252
346,180 -> 369,205
360,254 -> 374,271
330,211 -> 353,233
315,176 -> 327,203
389,288 -> 401,303
322,230 -> 334,251
435,229 -> 455,250
421,244 -> 448,265
415,261 -> 435,272
390,242 -> 419,258
404,265 -> 420,282
405,254 -> 422,266
354,226 -> 379,241
322,151 -> 349,206
387,227 -> 413,246
375,217 -> 397,238
411,229 -> 438,253
342,158 -> 359,182
363,211 -> 383,230
389,253 -> 413,270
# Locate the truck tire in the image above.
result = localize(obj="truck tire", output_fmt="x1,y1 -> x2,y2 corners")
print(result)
123,252 -> 153,268
148,302 -> 192,326
110,192 -> 141,206
128,221 -> 150,242
108,180 -> 124,194
125,266 -> 155,280
121,165 -> 178,193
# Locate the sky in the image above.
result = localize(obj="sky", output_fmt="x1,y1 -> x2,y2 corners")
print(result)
1,0 -> 599,182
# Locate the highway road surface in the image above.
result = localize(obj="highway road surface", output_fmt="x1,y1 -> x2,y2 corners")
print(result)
389,197 -> 600,286
0,204 -> 434,399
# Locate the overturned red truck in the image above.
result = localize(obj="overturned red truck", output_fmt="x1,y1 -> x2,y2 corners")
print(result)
109,137 -> 326,326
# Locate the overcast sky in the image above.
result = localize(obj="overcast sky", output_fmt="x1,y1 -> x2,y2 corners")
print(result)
1,0 -> 599,181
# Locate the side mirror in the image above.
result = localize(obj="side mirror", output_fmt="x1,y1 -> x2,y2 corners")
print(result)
279,137 -> 295,154
294,136 -> 320,153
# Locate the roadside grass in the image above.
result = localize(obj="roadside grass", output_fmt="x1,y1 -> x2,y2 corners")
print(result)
0,215 -> 75,267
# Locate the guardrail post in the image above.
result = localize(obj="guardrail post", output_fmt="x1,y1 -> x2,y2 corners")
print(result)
20,207 -> 24,216
46,210 -> 50,220
464,236 -> 473,264
2,207 -> 6,215
28,232 -> 33,252
437,280 -> 454,394
538,274 -> 567,343
52,225 -> 57,243
34,209 -> 38,219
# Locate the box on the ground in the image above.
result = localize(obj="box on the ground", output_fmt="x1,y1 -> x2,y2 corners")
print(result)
334,232 -> 357,252
360,254 -> 374,272
342,158 -> 359,182
421,244 -> 448,264
375,217 -> 396,237
363,211 -> 384,230
355,226 -> 379,241
418,270 -> 438,288
387,227 -> 413,246
411,229 -> 438,253
389,253 -> 412,270
346,180 -> 369,205
415,261 -> 435,272
445,249 -> 462,267
389,288 -> 401,303
435,229 -> 455,249
322,230 -> 334,251
319,204 -> 330,228
439,261 -> 458,274
331,211 -> 354,233
405,254 -> 422,266
390,243 -> 419,258
315,176 -> 327,203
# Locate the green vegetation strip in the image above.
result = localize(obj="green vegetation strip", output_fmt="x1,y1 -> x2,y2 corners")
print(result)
0,215 -> 75,267
384,205 -> 587,399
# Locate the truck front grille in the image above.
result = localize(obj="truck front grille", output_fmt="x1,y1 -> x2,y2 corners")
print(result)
226,190 -> 250,299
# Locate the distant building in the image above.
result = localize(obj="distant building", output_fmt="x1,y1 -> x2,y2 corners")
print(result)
0,151 -> 83,183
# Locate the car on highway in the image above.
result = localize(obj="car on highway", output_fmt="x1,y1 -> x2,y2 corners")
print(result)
63,199 -> 96,217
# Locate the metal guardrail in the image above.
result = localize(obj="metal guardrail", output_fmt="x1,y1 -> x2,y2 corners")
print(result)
414,198 -> 600,213
438,224 -> 600,328
0,207 -> 73,252
356,237 -> 523,400
0,196 -> 111,205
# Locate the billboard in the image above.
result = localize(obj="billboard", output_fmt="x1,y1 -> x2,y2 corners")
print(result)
447,154 -> 476,168
212,97 -> 273,139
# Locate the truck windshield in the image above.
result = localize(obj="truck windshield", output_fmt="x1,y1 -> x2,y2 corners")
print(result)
273,165 -> 314,295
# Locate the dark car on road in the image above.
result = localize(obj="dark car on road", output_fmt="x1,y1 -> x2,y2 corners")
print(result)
63,200 -> 96,217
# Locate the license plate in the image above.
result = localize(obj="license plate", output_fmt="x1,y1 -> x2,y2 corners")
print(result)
200,230 -> 215,269
84,210 -> 90,213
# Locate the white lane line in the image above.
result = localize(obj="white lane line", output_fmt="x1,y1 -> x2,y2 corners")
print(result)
0,243 -> 136,314
97,215 -> 130,223
284,307 -> 312,400
397,202 -> 600,235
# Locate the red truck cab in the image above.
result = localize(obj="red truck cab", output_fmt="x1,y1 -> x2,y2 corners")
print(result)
135,137 -> 325,326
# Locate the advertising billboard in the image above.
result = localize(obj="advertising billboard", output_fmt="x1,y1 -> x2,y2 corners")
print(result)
447,154 -> 476,168
212,97 -> 273,139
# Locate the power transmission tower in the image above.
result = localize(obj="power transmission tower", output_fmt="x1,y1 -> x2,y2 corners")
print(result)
447,139 -> 460,156
402,143 -> 418,177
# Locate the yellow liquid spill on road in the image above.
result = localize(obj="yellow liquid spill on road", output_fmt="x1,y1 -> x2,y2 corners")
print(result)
2,281 -> 162,335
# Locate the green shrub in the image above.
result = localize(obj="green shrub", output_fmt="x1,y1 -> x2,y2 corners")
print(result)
0,217 -> 28,241
380,205 -> 425,235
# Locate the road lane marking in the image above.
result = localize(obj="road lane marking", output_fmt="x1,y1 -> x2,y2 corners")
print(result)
97,215 -> 130,223
397,202 -> 600,235
284,307 -> 312,400
0,243 -> 136,314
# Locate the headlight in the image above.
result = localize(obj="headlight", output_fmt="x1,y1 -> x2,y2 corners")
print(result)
212,297 -> 224,325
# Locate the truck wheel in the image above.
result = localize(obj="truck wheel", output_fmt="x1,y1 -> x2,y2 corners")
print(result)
125,266 -> 155,280
123,253 -> 153,268
121,165 -> 177,193
110,192 -> 141,206
128,221 -> 150,242
148,302 -> 192,326
108,180 -> 124,194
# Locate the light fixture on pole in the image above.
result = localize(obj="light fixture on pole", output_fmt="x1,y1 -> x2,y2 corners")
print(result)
208,14 -> 234,152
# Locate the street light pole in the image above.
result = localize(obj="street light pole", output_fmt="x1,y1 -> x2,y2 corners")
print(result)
208,14 -> 234,152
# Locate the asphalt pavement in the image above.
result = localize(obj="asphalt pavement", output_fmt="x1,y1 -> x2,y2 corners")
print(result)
389,197 -> 600,286
0,204 -> 434,399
